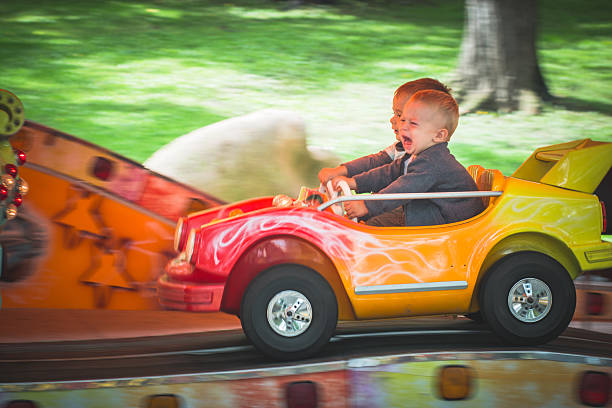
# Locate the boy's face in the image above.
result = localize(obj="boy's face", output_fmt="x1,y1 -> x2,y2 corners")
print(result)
399,101 -> 448,156
390,91 -> 412,142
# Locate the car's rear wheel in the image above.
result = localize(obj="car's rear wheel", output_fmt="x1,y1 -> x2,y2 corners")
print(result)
240,265 -> 338,360
480,252 -> 576,345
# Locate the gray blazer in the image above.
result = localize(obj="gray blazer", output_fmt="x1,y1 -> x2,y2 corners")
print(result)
343,142 -> 405,177
353,142 -> 485,226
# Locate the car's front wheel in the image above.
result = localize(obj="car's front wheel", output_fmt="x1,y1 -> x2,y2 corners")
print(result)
240,265 -> 338,360
480,252 -> 576,345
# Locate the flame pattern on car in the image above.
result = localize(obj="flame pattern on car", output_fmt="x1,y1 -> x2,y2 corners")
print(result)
197,181 -> 603,300
207,209 -> 460,287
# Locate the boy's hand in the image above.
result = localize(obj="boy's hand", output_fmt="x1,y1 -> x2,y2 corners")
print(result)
332,176 -> 356,191
318,166 -> 347,184
344,200 -> 368,219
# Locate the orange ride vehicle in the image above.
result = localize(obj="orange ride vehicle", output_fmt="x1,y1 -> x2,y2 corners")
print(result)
158,139 -> 612,360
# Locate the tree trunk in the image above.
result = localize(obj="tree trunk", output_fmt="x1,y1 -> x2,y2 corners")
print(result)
454,0 -> 551,114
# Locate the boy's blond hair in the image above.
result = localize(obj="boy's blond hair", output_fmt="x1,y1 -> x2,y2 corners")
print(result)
410,90 -> 459,138
394,78 -> 451,100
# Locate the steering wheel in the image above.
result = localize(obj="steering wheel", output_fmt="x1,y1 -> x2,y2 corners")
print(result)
320,180 -> 356,222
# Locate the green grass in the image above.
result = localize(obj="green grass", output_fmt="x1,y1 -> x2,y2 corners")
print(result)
2,0 -> 611,175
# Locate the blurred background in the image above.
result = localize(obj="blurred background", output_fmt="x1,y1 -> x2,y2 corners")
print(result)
1,3 -> 612,406
2,0 -> 611,181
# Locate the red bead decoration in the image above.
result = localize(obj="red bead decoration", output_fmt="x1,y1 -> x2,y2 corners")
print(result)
14,193 -> 23,207
0,187 -> 7,200
15,150 -> 26,165
5,164 -> 17,178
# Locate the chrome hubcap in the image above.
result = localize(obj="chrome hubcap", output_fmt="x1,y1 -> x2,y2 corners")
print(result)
507,278 -> 552,323
267,290 -> 313,337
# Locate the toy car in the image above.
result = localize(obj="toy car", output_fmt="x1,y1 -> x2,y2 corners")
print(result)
158,139 -> 612,360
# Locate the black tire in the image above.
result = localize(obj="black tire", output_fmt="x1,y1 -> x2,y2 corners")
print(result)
479,252 -> 576,345
465,312 -> 484,323
240,265 -> 338,360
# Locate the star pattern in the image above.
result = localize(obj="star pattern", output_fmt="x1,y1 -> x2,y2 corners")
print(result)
52,184 -> 167,308
52,185 -> 109,241
79,238 -> 135,290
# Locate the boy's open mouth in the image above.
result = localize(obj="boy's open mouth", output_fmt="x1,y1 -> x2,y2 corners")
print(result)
402,135 -> 412,146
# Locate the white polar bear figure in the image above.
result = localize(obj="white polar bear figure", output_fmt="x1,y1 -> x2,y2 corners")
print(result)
144,109 -> 339,202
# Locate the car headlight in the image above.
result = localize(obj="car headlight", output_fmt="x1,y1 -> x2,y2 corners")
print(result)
185,228 -> 197,264
174,217 -> 185,252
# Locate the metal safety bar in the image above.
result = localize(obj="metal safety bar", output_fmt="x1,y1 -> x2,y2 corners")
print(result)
317,191 -> 503,212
